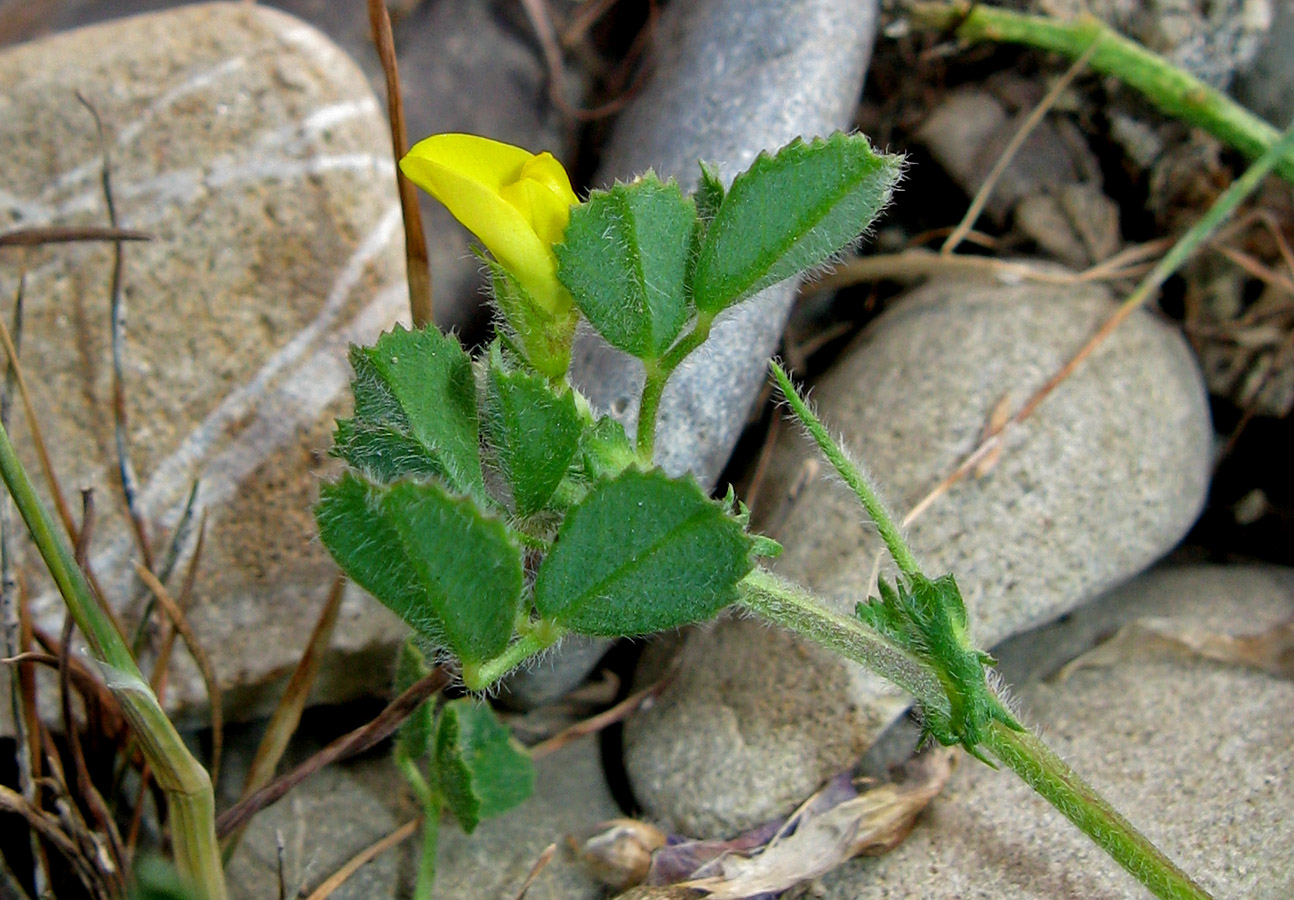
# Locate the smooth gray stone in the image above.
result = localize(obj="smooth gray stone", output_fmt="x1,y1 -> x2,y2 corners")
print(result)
1235,0 -> 1294,127
506,0 -> 882,708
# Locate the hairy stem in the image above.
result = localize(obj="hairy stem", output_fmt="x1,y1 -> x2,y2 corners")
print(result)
0,421 -> 226,899
737,568 -> 945,711
769,361 -> 920,576
462,619 -> 567,692
396,753 -> 441,900
906,2 -> 1294,186
636,312 -> 715,461
983,722 -> 1214,900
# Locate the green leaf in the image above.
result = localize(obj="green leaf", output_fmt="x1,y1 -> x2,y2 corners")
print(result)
394,639 -> 433,760
691,132 -> 901,314
131,857 -> 202,900
580,415 -> 636,481
316,473 -> 522,663
534,468 -> 754,635
484,345 -> 582,516
434,699 -> 534,834
333,326 -> 484,497
556,174 -> 696,359
694,160 -> 726,225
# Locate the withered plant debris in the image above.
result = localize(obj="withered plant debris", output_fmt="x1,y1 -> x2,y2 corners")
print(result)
576,748 -> 955,899
1059,616 -> 1294,681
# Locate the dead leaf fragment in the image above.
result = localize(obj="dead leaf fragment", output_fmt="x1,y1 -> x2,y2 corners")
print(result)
680,749 -> 956,900
1059,616 -> 1294,681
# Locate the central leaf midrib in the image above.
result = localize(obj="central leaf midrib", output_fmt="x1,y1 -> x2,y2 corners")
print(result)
708,159 -> 874,297
616,189 -> 652,353
564,504 -> 717,612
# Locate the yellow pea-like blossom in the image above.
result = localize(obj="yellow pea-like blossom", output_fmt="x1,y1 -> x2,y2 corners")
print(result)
400,133 -> 578,318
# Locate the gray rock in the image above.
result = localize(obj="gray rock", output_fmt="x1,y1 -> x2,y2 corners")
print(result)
1235,0 -> 1294,127
624,274 -> 1212,836
818,565 -> 1294,899
0,1 -> 567,731
507,0 -> 883,708
226,756 -> 405,900
227,733 -> 619,900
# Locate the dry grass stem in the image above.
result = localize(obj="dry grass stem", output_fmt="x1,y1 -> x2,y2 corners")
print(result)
302,818 -> 421,900
216,666 -> 450,837
942,42 -> 1098,255
134,561 -> 223,787
367,0 -> 433,327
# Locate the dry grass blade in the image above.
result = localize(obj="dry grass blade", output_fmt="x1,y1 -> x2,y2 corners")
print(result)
58,613 -> 128,897
520,0 -> 652,121
133,561 -> 223,786
0,275 -> 49,897
222,575 -> 345,858
149,512 -> 207,698
529,675 -> 671,758
215,666 -> 450,837
563,0 -> 618,44
0,784 -> 106,900
512,842 -> 558,900
301,818 -> 421,900
0,226 -> 152,246
0,284 -> 80,546
942,42 -> 1098,255
78,91 -> 155,574
1212,243 -> 1294,296
367,0 -> 432,327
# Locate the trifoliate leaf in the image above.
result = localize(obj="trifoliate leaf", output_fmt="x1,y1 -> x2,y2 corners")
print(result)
691,133 -> 901,314
316,473 -> 522,663
534,469 -> 754,635
434,699 -> 534,834
484,345 -> 582,516
332,326 -> 484,498
556,174 -> 696,359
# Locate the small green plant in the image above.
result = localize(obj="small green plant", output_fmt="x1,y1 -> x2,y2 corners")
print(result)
311,131 -> 1225,900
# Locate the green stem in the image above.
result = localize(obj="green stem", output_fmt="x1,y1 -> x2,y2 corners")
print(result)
396,753 -> 441,900
412,800 -> 441,900
636,313 -> 715,461
769,361 -> 920,577
983,721 -> 1214,900
0,421 -> 227,899
906,2 -> 1294,186
1129,119 -> 1294,306
461,619 -> 567,692
737,568 -> 945,712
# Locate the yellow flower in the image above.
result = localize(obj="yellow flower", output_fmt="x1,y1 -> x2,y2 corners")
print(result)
400,133 -> 579,317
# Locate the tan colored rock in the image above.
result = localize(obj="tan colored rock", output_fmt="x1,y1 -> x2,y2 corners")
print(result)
0,2 -> 411,728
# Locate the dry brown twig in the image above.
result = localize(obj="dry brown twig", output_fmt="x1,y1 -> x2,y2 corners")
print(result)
367,0 -> 433,327
215,666 -> 450,837
301,818 -> 422,900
